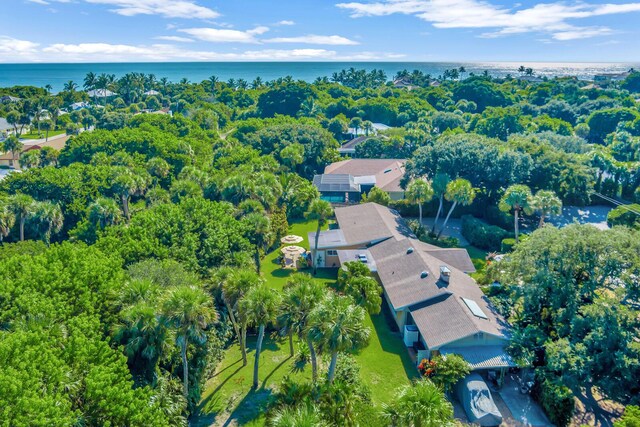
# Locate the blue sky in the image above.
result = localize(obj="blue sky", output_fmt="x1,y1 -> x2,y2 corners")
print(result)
2,0 -> 640,62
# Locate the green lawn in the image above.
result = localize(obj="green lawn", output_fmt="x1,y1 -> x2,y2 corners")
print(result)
20,129 -> 65,140
196,219 -> 416,425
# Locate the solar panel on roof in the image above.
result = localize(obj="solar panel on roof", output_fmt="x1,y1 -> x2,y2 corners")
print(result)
461,297 -> 488,319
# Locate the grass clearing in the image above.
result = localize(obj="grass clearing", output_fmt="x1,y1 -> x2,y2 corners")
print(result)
196,218 -> 417,425
20,129 -> 65,140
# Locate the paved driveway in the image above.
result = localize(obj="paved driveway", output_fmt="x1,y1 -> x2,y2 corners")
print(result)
548,205 -> 612,230
416,217 -> 470,246
497,374 -> 552,427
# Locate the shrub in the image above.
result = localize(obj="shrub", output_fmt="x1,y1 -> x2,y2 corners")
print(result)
461,215 -> 510,251
501,238 -> 516,252
532,374 -> 575,427
615,405 -> 640,427
607,204 -> 640,229
484,205 -> 514,230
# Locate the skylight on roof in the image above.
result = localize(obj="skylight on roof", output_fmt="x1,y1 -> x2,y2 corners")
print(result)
461,298 -> 488,319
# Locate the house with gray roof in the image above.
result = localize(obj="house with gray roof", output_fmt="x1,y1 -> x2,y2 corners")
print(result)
368,236 -> 512,371
309,202 -> 513,372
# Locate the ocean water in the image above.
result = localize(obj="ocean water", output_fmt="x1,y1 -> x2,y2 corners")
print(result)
0,62 -> 638,92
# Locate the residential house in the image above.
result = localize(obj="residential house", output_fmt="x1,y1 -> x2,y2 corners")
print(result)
0,95 -> 21,103
87,89 -> 117,98
313,159 -> 407,203
70,101 -> 90,111
144,89 -> 161,96
594,72 -> 630,83
347,122 -> 391,138
308,202 -> 475,273
0,135 -> 68,168
368,237 -> 511,371
393,77 -> 416,90
309,202 -> 513,374
0,117 -> 15,139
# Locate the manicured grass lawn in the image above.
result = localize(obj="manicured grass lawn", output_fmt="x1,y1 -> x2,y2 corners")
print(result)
196,219 -> 417,425
20,129 -> 65,140
355,307 -> 419,404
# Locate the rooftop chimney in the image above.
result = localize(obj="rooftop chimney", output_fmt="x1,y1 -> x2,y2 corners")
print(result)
439,266 -> 451,284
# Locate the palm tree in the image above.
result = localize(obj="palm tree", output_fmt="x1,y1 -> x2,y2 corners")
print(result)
84,72 -> 97,103
114,291 -> 172,382
44,84 -> 52,94
499,184 -> 533,243
518,65 -> 526,75
150,374 -> 187,426
0,204 -> 16,244
531,189 -> 562,228
349,117 -> 363,136
381,380 -> 454,427
1,136 -> 23,168
362,120 -> 374,136
341,275 -> 382,315
208,75 -> 218,98
210,267 -> 243,347
34,201 -> 63,245
244,212 -> 271,274
63,80 -> 78,92
41,119 -> 53,142
239,285 -> 281,389
437,178 -> 476,240
305,199 -> 333,275
299,97 -> 319,117
163,285 -> 217,398
268,404 -> 329,427
8,193 -> 35,241
88,197 -> 121,229
251,77 -> 263,89
430,173 -> 451,234
278,273 -> 327,380
307,294 -> 370,383
111,169 -> 148,222
223,269 -> 262,366
406,178 -> 434,226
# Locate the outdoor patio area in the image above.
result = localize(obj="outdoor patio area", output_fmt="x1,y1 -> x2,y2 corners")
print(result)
280,243 -> 307,269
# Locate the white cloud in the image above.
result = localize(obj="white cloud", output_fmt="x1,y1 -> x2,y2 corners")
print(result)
179,26 -> 269,43
29,0 -> 219,19
264,35 -> 359,45
0,36 -> 40,61
154,35 -> 194,42
0,38 -> 403,62
276,20 -> 295,26
336,0 -> 640,40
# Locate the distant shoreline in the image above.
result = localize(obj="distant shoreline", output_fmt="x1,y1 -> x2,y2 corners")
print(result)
1,61 -> 638,92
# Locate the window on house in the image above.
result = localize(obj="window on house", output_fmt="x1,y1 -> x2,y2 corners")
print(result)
327,250 -> 338,256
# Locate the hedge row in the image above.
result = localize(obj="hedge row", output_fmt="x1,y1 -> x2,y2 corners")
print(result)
461,215 -> 511,251
607,203 -> 640,229
532,373 -> 575,427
